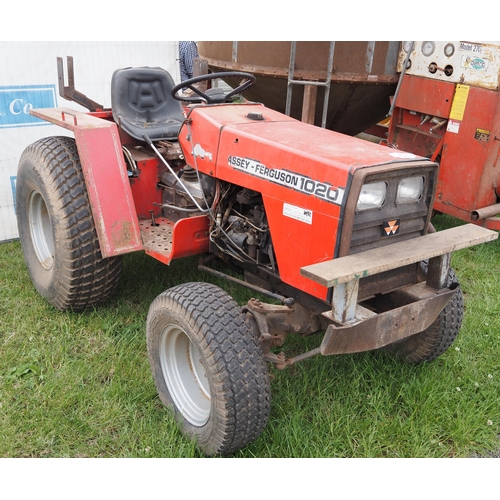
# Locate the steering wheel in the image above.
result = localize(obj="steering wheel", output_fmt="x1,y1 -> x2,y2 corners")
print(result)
171,71 -> 256,104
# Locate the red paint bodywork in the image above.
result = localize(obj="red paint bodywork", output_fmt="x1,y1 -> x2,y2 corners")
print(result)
129,156 -> 162,219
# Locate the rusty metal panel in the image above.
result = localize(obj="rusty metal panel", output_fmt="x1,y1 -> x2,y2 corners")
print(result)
30,107 -> 143,258
200,41 -> 399,79
198,41 -> 399,136
320,287 -> 455,355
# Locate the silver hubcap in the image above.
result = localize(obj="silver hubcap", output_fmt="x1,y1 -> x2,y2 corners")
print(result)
28,191 -> 54,270
159,324 -> 210,426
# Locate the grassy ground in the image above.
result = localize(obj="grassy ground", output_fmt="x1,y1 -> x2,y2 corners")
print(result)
0,214 -> 499,459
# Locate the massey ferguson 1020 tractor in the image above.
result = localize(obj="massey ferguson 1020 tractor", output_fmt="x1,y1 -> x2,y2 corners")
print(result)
16,57 -> 497,455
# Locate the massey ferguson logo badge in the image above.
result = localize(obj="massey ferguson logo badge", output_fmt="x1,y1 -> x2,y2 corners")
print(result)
228,155 -> 345,206
383,219 -> 400,236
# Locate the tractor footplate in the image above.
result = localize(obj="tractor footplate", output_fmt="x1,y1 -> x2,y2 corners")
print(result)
139,215 -> 210,265
139,218 -> 174,259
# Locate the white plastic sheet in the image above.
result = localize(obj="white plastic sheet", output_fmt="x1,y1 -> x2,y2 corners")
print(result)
0,41 -> 180,241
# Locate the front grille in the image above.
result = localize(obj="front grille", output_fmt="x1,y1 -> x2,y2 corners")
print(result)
349,195 -> 429,254
338,162 -> 437,300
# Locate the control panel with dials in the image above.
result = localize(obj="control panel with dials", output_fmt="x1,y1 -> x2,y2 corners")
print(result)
397,41 -> 500,91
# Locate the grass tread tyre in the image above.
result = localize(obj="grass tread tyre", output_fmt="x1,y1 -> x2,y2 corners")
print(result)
384,265 -> 464,364
146,282 -> 271,456
16,136 -> 122,311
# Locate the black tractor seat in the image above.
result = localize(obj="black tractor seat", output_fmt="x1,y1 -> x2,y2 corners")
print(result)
111,67 -> 185,142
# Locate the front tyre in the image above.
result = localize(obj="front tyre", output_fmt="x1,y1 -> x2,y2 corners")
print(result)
146,282 -> 271,456
16,136 -> 122,311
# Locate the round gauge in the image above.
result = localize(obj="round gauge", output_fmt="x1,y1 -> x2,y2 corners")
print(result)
444,43 -> 455,57
403,41 -> 414,53
421,41 -> 435,57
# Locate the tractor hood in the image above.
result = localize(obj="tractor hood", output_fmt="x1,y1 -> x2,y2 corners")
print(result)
181,103 -> 424,167
180,103 -> 426,216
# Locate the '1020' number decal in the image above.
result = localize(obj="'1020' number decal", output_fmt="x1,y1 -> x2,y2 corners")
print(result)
298,177 -> 340,202
228,155 -> 345,206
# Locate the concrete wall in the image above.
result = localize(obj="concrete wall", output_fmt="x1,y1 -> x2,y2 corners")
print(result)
0,41 -> 179,241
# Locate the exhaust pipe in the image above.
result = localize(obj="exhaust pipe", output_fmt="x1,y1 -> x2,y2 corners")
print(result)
471,203 -> 500,221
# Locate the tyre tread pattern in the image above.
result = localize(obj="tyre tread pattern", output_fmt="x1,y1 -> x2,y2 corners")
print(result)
147,282 -> 271,456
18,136 -> 122,311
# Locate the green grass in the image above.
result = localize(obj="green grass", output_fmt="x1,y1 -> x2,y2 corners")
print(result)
1,214 -> 499,458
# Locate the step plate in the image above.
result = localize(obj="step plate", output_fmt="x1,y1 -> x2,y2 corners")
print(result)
139,218 -> 174,258
139,215 -> 210,265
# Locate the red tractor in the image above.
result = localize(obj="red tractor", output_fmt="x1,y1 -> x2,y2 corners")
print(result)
15,58 -> 497,455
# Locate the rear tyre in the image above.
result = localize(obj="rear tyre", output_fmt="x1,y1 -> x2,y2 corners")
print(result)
384,265 -> 464,364
16,136 -> 122,311
146,282 -> 271,456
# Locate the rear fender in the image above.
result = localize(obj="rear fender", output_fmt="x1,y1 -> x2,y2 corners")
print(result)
30,107 -> 143,258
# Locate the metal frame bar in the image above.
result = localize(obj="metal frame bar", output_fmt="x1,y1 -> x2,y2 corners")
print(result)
285,41 -> 335,128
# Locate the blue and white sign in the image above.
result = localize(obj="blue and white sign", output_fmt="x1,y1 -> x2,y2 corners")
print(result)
0,85 -> 56,128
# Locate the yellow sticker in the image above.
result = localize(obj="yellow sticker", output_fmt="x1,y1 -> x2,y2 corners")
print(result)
475,128 -> 490,141
449,84 -> 470,121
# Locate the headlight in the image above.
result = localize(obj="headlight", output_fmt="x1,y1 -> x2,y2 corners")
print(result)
397,176 -> 424,204
357,181 -> 387,211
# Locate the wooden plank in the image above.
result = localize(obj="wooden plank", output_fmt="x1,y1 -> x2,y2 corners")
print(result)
301,224 -> 498,288
31,107 -> 110,131
301,85 -> 318,125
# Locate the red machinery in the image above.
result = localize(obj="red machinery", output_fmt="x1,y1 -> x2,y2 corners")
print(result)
15,58 -> 496,455
386,41 -> 500,229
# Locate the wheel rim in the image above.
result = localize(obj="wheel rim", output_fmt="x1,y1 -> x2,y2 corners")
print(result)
159,324 -> 211,426
28,191 -> 55,270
